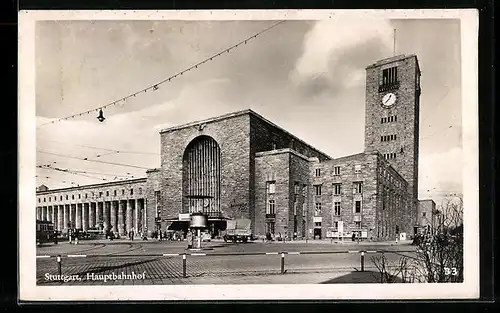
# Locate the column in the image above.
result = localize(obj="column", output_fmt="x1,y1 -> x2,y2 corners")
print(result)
134,199 -> 141,233
109,201 -> 115,233
118,200 -> 125,236
98,202 -> 104,231
70,204 -> 76,229
36,207 -> 41,220
76,204 -> 82,229
83,203 -> 89,231
63,205 -> 69,231
89,203 -> 96,229
57,205 -> 64,231
52,206 -> 57,224
126,200 -> 133,233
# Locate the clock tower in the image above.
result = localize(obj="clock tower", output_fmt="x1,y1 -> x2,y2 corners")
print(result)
364,54 -> 421,227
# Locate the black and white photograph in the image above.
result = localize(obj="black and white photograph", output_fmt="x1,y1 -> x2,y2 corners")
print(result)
18,9 -> 479,300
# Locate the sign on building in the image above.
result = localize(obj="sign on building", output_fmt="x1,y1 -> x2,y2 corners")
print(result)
179,213 -> 190,221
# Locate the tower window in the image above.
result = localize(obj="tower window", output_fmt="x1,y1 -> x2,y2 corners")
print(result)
315,168 -> 321,177
315,202 -> 322,215
314,185 -> 322,196
353,182 -> 363,194
333,166 -> 341,175
355,200 -> 362,213
267,182 -> 276,194
334,202 -> 341,215
267,199 -> 276,215
333,183 -> 341,196
382,66 -> 398,86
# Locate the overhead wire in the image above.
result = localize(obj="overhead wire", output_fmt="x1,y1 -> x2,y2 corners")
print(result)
36,20 -> 287,128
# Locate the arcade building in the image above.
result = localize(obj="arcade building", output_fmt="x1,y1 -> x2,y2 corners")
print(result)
36,54 -> 429,241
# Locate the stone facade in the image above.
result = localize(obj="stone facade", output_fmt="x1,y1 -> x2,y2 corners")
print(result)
36,178 -> 148,236
36,54 -> 423,241
365,54 -> 421,232
417,199 -> 440,234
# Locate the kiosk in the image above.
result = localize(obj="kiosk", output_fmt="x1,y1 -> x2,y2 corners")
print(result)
190,212 -> 208,250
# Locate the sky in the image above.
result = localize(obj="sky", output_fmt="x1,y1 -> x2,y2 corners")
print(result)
34,18 -> 463,205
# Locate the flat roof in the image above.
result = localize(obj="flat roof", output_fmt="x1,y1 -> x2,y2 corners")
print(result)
366,54 -> 418,69
36,177 -> 147,195
160,109 -> 332,160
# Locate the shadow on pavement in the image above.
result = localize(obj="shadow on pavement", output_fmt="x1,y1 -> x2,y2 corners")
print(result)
320,271 -> 403,284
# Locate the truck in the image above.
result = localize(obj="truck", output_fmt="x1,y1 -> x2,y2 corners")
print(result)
223,218 -> 253,243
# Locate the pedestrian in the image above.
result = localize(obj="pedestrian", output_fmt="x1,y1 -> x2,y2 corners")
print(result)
187,231 -> 193,249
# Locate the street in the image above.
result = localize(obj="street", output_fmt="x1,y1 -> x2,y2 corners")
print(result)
36,239 -> 417,285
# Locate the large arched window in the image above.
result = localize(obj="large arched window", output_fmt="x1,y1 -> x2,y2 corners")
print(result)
182,136 -> 221,216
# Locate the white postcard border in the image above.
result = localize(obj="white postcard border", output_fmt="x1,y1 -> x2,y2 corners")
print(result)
19,9 -> 480,301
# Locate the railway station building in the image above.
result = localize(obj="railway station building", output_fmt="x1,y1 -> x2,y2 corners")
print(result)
36,54 -> 423,241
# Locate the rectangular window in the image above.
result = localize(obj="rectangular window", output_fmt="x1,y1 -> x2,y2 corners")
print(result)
334,221 -> 339,228
382,66 -> 398,85
315,202 -> 322,215
422,212 -> 426,217
354,164 -> 362,174
60,196 -> 62,201
72,195 -> 75,200
122,189 -> 125,195
315,222 -> 322,227
98,192 -> 102,198
85,193 -> 87,199
106,191 -> 109,197
49,197 -> 51,202
334,166 -> 341,175
114,190 -> 117,196
294,182 -> 300,195
267,182 -> 276,194
78,194 -> 81,199
314,185 -> 322,196
333,183 -> 341,196
302,185 -> 307,197
355,221 -> 361,228
139,187 -> 142,194
355,200 -> 362,213
315,168 -> 321,177
395,115 -> 397,122
66,195 -> 68,200
353,182 -> 363,194
334,202 -> 341,215
130,189 -> 134,195
267,199 -> 276,214
266,222 -> 275,234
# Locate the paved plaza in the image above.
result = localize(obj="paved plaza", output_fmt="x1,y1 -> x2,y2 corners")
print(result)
36,239 -> 416,285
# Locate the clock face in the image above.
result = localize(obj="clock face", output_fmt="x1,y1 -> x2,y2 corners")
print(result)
203,198 -> 210,207
382,92 -> 397,107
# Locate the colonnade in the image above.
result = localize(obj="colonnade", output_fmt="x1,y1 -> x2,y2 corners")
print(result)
36,198 -> 146,236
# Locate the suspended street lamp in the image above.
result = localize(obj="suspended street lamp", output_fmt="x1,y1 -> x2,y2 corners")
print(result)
97,109 -> 106,122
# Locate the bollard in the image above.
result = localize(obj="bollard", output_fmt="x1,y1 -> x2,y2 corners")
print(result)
57,255 -> 62,276
361,251 -> 365,272
280,253 -> 285,274
182,254 -> 187,278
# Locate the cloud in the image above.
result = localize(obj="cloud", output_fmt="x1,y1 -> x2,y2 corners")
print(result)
290,19 -> 394,96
